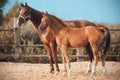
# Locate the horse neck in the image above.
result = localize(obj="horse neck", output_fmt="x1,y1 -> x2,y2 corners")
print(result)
49,16 -> 67,36
30,8 -> 42,29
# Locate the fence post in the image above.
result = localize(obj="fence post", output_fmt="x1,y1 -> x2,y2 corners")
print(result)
14,18 -> 22,60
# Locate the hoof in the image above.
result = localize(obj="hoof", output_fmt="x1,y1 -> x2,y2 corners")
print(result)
50,71 -> 54,74
86,69 -> 91,73
62,72 -> 67,76
90,72 -> 96,76
67,69 -> 72,76
54,71 -> 59,75
102,69 -> 106,75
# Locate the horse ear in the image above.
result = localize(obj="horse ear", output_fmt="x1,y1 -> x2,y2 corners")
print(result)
21,3 -> 24,7
42,11 -> 48,17
42,12 -> 46,16
44,11 -> 48,16
25,3 -> 28,6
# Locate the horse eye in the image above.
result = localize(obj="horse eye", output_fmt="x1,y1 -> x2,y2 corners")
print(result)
45,19 -> 48,22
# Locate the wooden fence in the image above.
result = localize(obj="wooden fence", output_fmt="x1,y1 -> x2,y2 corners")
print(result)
0,27 -> 120,62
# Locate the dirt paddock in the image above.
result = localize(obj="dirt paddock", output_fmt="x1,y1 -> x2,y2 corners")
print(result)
0,61 -> 120,80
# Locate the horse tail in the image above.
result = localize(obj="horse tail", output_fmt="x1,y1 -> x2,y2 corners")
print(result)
85,44 -> 94,62
103,27 -> 111,54
95,24 -> 111,55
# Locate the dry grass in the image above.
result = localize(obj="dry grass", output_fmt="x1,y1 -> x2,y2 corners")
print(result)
0,61 -> 120,80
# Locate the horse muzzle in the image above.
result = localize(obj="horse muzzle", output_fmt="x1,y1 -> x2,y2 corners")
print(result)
38,26 -> 46,32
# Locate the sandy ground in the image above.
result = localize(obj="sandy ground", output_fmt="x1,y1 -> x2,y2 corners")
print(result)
0,61 -> 120,80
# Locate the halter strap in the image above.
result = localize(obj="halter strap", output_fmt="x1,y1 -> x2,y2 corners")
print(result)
18,14 -> 31,22
18,8 -> 31,23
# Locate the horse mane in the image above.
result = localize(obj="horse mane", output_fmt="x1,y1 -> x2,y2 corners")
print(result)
49,14 -> 70,28
27,5 -> 43,26
28,5 -> 42,15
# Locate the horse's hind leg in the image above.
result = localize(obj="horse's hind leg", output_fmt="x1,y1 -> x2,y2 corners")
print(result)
85,45 -> 93,73
100,47 -> 106,75
45,45 -> 54,73
98,45 -> 106,75
101,55 -> 106,75
90,44 -> 99,76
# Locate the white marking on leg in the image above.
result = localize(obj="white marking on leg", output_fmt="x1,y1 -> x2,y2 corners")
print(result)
55,71 -> 59,75
91,65 -> 96,76
86,62 -> 92,73
102,66 -> 106,75
67,69 -> 72,76
62,71 -> 67,76
51,71 -> 55,74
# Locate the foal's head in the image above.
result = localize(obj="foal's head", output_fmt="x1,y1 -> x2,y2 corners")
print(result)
38,12 -> 50,32
17,3 -> 31,26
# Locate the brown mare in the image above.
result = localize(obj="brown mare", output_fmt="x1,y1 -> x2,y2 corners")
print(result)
38,12 -> 106,76
17,3 -> 60,74
17,3 -> 110,75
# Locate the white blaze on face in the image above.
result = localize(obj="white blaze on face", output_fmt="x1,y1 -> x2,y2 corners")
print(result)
20,10 -> 23,15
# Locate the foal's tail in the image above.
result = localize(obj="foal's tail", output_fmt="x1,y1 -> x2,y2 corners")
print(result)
95,24 -> 111,55
103,27 -> 110,54
85,44 -> 94,62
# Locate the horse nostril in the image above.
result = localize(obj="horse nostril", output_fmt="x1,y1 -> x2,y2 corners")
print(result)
38,27 -> 41,31
39,26 -> 44,32
38,27 -> 42,31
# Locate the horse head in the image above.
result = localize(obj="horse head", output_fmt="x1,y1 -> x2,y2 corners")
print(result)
38,12 -> 50,32
17,3 -> 31,26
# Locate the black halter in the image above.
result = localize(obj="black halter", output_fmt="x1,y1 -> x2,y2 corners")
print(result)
18,8 -> 31,23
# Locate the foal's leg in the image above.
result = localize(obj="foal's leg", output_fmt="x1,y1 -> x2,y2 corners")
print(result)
101,53 -> 106,75
99,46 -> 106,75
45,45 -> 54,73
61,47 -> 67,75
85,46 -> 93,73
90,44 -> 99,76
50,42 -> 60,74
101,55 -> 106,75
62,46 -> 71,76
65,53 -> 71,76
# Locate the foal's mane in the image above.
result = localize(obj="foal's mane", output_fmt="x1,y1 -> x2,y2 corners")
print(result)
49,14 -> 70,28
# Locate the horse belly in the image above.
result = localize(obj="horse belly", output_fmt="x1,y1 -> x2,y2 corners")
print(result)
70,41 -> 87,48
69,37 -> 88,48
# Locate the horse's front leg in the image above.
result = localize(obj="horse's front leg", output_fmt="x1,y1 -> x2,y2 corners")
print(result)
65,53 -> 71,76
50,42 -> 60,74
61,46 -> 71,76
45,45 -> 54,73
61,49 -> 67,75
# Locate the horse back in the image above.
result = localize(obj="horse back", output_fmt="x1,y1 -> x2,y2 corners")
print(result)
67,20 -> 96,28
63,28 -> 89,47
85,26 -> 102,44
